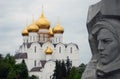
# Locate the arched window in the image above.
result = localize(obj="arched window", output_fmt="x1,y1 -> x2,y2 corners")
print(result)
59,38 -> 60,42
30,36 -> 32,42
56,38 -> 57,42
27,39 -> 28,43
70,47 -> 72,53
59,47 -> 61,53
34,60 -> 36,66
34,46 -> 36,53
33,36 -> 35,41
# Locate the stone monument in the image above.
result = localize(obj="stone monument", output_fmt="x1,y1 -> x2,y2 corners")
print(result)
82,0 -> 120,79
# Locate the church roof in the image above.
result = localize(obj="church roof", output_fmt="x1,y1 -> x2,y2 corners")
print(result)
27,43 -> 32,48
68,43 -> 79,49
41,60 -> 46,67
15,53 -> 27,59
30,67 -> 42,72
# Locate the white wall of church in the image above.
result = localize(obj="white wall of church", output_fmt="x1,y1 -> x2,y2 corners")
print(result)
16,25 -> 80,79
28,32 -> 38,43
54,43 -> 66,60
42,61 -> 55,79
54,34 -> 63,43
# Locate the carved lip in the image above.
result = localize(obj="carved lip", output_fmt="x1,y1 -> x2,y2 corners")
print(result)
100,54 -> 107,58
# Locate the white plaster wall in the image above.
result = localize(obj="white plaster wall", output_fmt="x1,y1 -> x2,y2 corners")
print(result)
23,36 -> 28,43
46,55 -> 52,61
53,43 -> 66,60
19,46 -> 22,52
67,43 -> 80,67
28,43 -> 45,60
21,44 -> 28,53
16,35 -> 80,79
27,43 -> 46,71
38,29 -> 49,43
28,32 -> 38,43
54,34 -> 63,44
42,61 -> 55,79
15,59 -> 28,66
16,59 -> 22,64
50,37 -> 54,43
42,42 -> 54,60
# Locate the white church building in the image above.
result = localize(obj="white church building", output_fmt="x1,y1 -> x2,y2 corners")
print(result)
15,8 -> 80,79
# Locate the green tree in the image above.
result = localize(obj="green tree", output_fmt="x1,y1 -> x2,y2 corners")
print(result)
0,53 -> 33,79
66,57 -> 72,78
61,61 -> 67,78
29,75 -> 38,79
20,60 -> 28,79
52,58 -> 72,79
67,67 -> 80,79
78,63 -> 86,78
0,62 -> 10,79
4,54 -> 15,67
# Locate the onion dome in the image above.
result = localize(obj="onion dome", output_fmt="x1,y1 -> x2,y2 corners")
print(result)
49,28 -> 54,37
45,46 -> 53,55
53,21 -> 64,34
36,9 -> 50,29
22,27 -> 29,36
28,17 -> 39,32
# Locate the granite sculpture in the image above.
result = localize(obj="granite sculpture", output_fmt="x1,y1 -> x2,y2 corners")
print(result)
82,0 -> 120,79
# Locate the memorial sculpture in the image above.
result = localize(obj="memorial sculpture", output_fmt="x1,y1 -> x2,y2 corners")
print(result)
82,0 -> 120,79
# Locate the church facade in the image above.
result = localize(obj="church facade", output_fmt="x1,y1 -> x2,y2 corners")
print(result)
15,9 -> 80,79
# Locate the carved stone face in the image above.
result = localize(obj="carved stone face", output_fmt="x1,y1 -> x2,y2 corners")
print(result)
97,28 -> 120,65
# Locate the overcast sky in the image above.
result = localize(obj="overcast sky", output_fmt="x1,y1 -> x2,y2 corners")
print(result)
0,0 -> 100,64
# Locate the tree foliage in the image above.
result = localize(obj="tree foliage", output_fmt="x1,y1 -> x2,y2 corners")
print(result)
0,53 -> 37,79
52,57 -> 72,79
52,58 -> 86,79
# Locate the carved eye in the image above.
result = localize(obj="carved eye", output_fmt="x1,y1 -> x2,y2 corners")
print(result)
102,39 -> 112,44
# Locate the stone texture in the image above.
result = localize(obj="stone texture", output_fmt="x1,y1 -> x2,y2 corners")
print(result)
82,0 -> 120,79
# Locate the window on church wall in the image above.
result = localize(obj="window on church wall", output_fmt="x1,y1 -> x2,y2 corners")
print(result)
56,38 -> 57,42
33,36 -> 34,41
59,38 -> 60,42
71,61 -> 72,66
29,36 -> 31,42
59,47 -> 61,53
39,34 -> 42,41
34,46 -> 36,53
31,36 -> 33,41
27,39 -> 28,43
34,60 -> 36,66
30,36 -> 32,42
43,34 -> 45,42
70,47 -> 72,53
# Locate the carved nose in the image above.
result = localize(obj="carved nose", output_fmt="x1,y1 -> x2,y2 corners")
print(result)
98,41 -> 104,52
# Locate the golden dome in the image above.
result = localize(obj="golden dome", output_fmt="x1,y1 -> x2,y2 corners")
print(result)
53,21 -> 64,34
49,28 -> 54,37
45,46 -> 53,54
36,10 -> 50,29
28,18 -> 39,32
22,27 -> 29,36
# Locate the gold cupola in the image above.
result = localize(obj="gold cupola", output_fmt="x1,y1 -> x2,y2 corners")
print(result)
22,27 -> 29,36
28,16 -> 39,32
36,6 -> 50,29
49,28 -> 54,37
53,20 -> 64,34
45,46 -> 53,55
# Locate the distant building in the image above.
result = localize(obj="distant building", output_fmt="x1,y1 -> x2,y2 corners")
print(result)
15,8 -> 80,79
